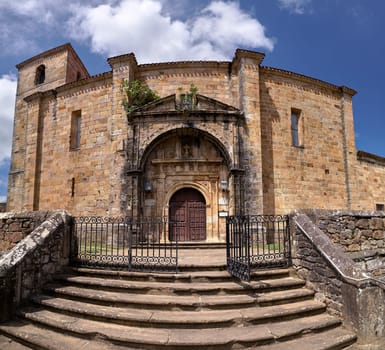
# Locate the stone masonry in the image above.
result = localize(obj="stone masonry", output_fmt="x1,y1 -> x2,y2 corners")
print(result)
0,211 -> 71,322
0,211 -> 52,256
293,211 -> 385,344
6,43 -> 385,242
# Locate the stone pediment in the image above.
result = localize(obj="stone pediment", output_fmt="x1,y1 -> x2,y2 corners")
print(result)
130,94 -> 241,115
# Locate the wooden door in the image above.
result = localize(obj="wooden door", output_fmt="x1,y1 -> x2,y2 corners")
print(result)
169,188 -> 206,241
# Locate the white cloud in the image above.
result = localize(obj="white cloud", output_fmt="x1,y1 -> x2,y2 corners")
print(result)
67,0 -> 274,62
0,0 -> 107,56
0,195 -> 6,203
278,0 -> 311,14
0,75 -> 17,165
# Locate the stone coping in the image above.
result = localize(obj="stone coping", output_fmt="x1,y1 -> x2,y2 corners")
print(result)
293,211 -> 385,290
0,210 -> 68,277
296,208 -> 385,219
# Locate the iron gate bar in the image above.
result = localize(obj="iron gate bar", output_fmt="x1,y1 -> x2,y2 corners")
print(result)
226,215 -> 291,281
70,216 -> 178,272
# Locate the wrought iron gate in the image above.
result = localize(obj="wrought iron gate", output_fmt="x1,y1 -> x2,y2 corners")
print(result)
70,216 -> 178,272
226,215 -> 291,281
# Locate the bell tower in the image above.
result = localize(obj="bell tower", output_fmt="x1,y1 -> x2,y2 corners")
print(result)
7,43 -> 90,210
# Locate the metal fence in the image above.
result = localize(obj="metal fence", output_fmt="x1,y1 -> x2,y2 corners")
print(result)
70,216 -> 178,272
226,215 -> 291,281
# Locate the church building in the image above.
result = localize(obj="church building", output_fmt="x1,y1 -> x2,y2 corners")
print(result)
7,43 -> 385,242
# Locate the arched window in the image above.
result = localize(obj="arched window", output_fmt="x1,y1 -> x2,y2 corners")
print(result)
35,64 -> 46,85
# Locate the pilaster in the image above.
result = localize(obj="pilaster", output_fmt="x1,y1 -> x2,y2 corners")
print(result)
232,49 -> 265,214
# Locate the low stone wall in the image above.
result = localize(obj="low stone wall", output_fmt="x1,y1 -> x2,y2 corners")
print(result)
0,211 -> 71,322
292,211 -> 385,345
302,209 -> 385,277
0,211 -> 52,257
305,209 -> 385,252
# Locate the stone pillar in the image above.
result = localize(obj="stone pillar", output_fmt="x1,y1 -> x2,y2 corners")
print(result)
22,93 -> 44,211
232,50 -> 265,214
107,54 -> 138,216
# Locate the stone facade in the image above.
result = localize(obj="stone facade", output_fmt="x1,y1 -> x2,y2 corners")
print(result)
6,43 -> 385,242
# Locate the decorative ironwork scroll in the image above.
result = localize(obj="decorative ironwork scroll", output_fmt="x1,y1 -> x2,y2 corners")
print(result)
226,215 -> 291,281
70,216 -> 178,272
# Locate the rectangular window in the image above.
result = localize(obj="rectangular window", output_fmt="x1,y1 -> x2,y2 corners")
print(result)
71,177 -> 75,197
291,109 -> 302,147
376,204 -> 384,211
70,110 -> 81,150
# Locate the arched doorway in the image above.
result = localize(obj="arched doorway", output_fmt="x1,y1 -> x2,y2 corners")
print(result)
169,188 -> 206,241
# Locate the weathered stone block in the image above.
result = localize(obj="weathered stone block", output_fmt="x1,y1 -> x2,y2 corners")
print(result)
356,219 -> 369,229
373,230 -> 385,240
361,230 -> 373,238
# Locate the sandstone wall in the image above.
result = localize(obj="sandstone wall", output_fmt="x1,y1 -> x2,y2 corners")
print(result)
37,75 -> 114,216
10,44 -> 382,218
260,69 -> 356,214
8,44 -> 90,212
354,152 -> 385,211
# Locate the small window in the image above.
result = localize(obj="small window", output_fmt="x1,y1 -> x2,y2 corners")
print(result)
291,109 -> 302,147
35,64 -> 46,85
376,204 -> 384,211
70,110 -> 81,150
71,178 -> 75,197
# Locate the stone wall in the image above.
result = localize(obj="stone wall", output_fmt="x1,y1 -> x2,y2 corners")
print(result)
0,203 -> 5,213
303,209 -> 385,279
260,69 -> 356,214
355,151 -> 385,211
293,211 -> 385,343
309,209 -> 385,252
7,43 -> 385,219
0,211 -> 52,256
0,211 -> 71,322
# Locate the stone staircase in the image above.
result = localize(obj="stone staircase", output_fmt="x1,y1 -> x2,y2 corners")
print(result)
0,261 -> 357,349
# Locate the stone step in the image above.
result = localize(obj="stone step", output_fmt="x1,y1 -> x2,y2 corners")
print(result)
67,266 -> 291,282
0,320 -> 131,350
43,282 -> 313,311
0,334 -> 33,350
43,283 -> 258,310
17,308 -> 343,349
52,274 -> 305,295
28,295 -> 326,328
255,326 -> 357,350
256,288 -> 315,306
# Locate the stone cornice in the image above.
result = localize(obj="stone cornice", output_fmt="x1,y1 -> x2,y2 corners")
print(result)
17,43 -> 72,69
261,66 -> 357,97
357,150 -> 385,166
55,71 -> 112,94
16,43 -> 89,78
138,60 -> 230,73
23,91 -> 44,103
107,53 -> 138,68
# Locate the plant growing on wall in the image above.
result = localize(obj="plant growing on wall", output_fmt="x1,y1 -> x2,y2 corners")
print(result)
120,79 -> 160,113
178,84 -> 199,111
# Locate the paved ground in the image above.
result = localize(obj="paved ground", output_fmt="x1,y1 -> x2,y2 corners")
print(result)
178,248 -> 226,266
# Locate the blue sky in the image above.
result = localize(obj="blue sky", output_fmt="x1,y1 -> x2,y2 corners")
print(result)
1,0 -> 385,203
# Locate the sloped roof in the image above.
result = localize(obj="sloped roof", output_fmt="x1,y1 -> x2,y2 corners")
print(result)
130,94 -> 241,116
